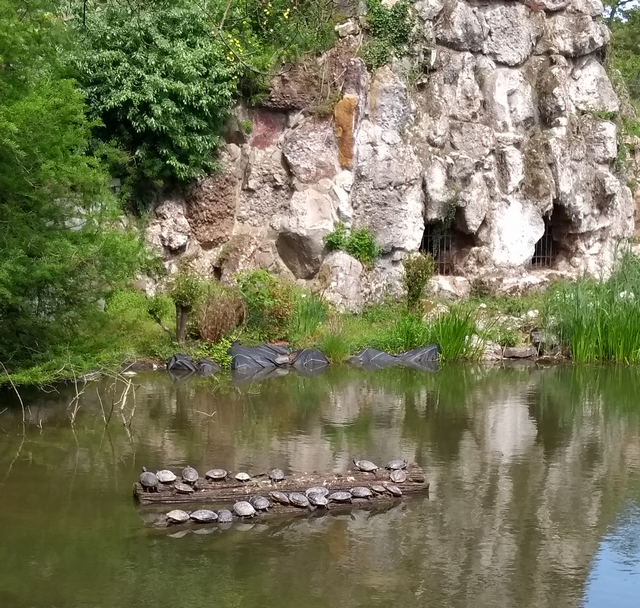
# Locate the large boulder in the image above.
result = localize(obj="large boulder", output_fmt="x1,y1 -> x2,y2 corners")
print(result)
316,251 -> 364,312
146,198 -> 191,254
275,189 -> 337,279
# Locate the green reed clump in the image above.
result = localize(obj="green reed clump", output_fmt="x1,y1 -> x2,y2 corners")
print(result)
429,306 -> 482,361
374,313 -> 430,353
317,328 -> 352,363
543,251 -> 640,362
287,294 -> 327,343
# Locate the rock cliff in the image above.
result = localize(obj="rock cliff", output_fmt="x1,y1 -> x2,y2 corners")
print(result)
146,0 -> 637,306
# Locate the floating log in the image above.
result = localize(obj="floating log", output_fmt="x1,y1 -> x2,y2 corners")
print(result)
134,464 -> 429,507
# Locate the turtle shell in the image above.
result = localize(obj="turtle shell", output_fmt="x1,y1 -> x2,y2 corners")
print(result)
156,469 -> 176,484
235,472 -> 252,482
166,509 -> 190,524
269,491 -> 290,505
250,495 -> 271,511
289,492 -> 310,508
328,491 -> 352,503
305,486 -> 329,497
217,509 -> 233,523
385,459 -> 408,470
174,482 -> 195,494
190,509 -> 218,523
205,468 -> 228,481
307,492 -> 329,508
350,486 -> 373,499
233,501 -> 256,518
140,470 -> 159,490
268,468 -> 285,482
182,466 -> 199,484
371,485 -> 388,494
353,459 -> 379,472
389,469 -> 407,483
385,484 -> 402,497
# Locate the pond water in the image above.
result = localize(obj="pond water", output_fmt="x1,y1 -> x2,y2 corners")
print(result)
1,364 -> 640,608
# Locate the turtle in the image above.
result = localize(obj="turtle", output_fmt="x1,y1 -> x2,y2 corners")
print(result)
205,468 -> 228,481
190,509 -> 218,523
371,485 -> 388,494
235,472 -> 252,482
139,467 -> 159,493
288,492 -> 310,509
268,468 -> 285,482
174,482 -> 195,494
166,509 -> 190,524
217,509 -> 234,524
156,469 -> 177,484
328,491 -> 352,503
182,466 -> 199,485
353,459 -> 379,473
307,492 -> 330,508
250,495 -> 271,511
385,459 -> 408,470
233,501 -> 257,518
269,490 -> 290,505
389,469 -> 407,483
385,484 -> 402,497
350,486 -> 373,499
305,486 -> 329,497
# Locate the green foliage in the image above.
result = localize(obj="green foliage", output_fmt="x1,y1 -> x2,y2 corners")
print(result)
235,270 -> 298,340
542,250 -> 640,362
359,0 -> 414,70
170,268 -> 207,312
240,119 -> 253,134
402,253 -> 435,310
194,336 -> 234,368
374,313 -> 430,353
317,327 -> 351,363
0,0 -> 143,369
429,306 -> 481,361
608,4 -> 640,101
324,223 -> 381,266
288,294 -> 328,343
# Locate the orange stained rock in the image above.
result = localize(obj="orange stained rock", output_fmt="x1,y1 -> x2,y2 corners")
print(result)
334,94 -> 359,170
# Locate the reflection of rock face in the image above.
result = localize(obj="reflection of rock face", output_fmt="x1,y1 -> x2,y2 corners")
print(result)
145,1 -> 634,297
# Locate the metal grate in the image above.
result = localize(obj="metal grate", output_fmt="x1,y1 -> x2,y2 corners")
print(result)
530,220 -> 558,268
421,222 -> 453,275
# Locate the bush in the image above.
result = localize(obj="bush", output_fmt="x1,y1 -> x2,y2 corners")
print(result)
197,287 -> 246,343
402,253 -> 435,310
324,223 -> 381,267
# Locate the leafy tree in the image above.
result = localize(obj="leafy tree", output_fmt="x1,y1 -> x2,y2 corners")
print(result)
606,1 -> 640,102
0,0 -> 142,369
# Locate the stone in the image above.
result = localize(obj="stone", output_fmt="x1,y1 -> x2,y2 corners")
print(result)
369,66 -> 411,132
536,0 -> 570,10
480,4 -> 541,67
568,59 -> 619,114
422,300 -> 450,322
480,67 -> 535,132
428,275 -> 471,300
415,0 -> 445,20
497,146 -> 525,195
316,251 -> 364,313
503,346 -> 537,359
282,118 -> 339,184
449,121 -> 495,159
585,120 -> 618,164
435,1 -> 484,53
185,170 -> 238,247
573,0 -> 604,17
538,13 -> 609,57
335,20 -> 359,38
424,156 -> 454,222
482,340 -> 504,362
335,170 -> 354,192
275,189 -> 338,279
335,94 -> 359,170
146,198 -> 191,253
457,172 -> 490,234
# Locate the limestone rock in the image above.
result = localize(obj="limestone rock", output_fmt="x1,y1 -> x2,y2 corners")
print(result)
185,171 -> 238,247
503,346 -> 537,359
480,4 -> 541,67
275,189 -> 337,279
147,199 -> 191,253
480,66 -> 535,132
568,59 -> 619,114
585,120 -> 618,164
424,156 -> 454,222
539,13 -> 609,57
450,121 -> 495,159
369,66 -> 411,131
282,118 -> 340,184
335,20 -> 359,37
435,1 -> 484,53
428,275 -> 471,300
316,251 -> 364,313
415,0 -> 445,20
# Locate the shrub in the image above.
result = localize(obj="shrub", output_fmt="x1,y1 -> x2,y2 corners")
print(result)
324,223 -> 381,267
402,253 -> 435,310
197,287 -> 246,343
194,336 -> 234,369
359,39 -> 391,71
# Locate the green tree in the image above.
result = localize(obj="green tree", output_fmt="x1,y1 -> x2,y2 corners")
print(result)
0,0 -> 142,368
606,2 -> 640,102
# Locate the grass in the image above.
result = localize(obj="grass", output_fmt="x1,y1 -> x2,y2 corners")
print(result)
542,251 -> 640,363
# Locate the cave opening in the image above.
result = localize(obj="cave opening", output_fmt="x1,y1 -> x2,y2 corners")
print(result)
530,216 -> 558,269
420,221 -> 454,275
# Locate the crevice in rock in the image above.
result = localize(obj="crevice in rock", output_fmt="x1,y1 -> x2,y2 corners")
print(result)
530,213 -> 559,268
420,220 -> 473,275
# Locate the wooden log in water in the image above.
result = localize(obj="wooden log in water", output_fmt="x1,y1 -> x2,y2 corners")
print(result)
134,464 -> 428,506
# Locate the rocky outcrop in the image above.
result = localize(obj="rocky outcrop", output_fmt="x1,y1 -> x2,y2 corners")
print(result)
146,0 -> 635,298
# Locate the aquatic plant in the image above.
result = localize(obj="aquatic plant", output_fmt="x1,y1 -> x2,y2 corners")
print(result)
287,294 -> 327,343
429,306 -> 482,362
317,327 -> 351,363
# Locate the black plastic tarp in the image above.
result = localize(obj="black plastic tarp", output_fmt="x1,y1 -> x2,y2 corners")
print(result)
348,345 -> 439,372
230,343 -> 291,371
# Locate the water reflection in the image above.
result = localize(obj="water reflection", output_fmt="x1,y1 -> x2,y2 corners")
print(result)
0,364 -> 639,607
